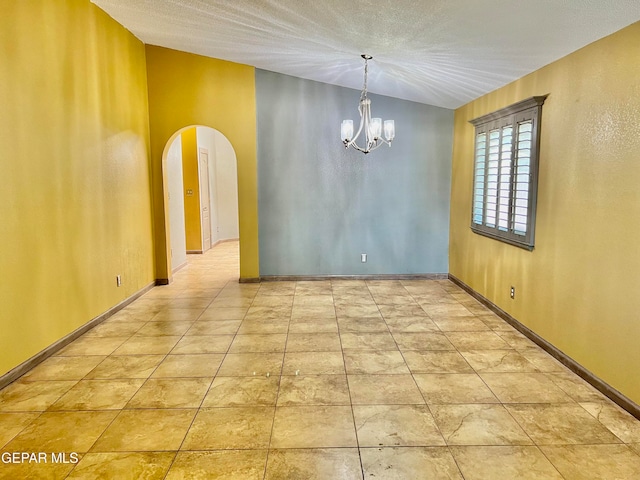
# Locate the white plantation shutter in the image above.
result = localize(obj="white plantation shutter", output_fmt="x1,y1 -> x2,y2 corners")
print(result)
469,96 -> 546,249
513,120 -> 533,235
472,132 -> 486,225
486,129 -> 500,227
497,125 -> 513,231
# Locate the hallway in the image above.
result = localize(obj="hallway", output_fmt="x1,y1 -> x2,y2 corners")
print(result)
1,241 -> 640,479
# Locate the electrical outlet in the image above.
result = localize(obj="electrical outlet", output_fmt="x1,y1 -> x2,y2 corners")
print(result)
361,253 -> 367,263
510,286 -> 515,299
116,275 -> 122,287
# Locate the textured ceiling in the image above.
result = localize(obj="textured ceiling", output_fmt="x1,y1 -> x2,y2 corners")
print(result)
92,0 -> 640,109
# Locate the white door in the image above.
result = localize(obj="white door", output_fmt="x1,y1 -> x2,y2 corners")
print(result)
199,148 -> 211,252
167,136 -> 187,270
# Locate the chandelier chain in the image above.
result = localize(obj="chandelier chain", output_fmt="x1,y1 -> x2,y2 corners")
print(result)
361,58 -> 369,102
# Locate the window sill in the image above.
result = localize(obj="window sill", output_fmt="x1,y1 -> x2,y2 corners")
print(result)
470,226 -> 534,251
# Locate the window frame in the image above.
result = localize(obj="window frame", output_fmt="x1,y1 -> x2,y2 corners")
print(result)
469,95 -> 547,250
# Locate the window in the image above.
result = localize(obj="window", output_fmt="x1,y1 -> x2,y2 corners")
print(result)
469,96 -> 547,250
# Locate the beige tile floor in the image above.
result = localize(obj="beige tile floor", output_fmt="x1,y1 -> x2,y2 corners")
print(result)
1,241 -> 640,479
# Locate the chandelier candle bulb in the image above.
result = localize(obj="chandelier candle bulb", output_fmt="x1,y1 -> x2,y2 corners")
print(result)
341,54 -> 395,154
384,120 -> 395,141
370,118 -> 382,138
341,119 -> 354,142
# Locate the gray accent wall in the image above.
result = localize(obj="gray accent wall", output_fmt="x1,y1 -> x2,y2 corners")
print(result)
256,69 -> 453,276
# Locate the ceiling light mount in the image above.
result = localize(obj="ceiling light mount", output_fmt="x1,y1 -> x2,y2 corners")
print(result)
341,55 -> 395,154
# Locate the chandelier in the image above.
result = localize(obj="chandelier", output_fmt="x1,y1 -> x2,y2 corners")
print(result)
341,54 -> 395,154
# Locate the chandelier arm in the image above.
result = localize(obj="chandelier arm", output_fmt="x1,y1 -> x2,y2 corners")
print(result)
348,141 -> 368,153
348,135 -> 391,153
368,140 -> 386,152
346,107 -> 366,149
345,139 -> 361,150
365,100 -> 373,148
346,137 -> 367,152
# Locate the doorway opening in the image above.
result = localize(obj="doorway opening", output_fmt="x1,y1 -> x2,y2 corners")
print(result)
162,126 -> 239,275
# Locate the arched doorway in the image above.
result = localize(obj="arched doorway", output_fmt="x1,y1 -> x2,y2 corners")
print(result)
162,125 -> 239,275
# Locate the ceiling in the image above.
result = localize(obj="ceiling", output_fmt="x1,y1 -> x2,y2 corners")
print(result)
92,0 -> 640,109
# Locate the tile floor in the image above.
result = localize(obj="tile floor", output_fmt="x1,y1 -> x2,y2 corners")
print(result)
1,241 -> 640,479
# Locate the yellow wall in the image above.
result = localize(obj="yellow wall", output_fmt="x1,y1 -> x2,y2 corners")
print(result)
145,46 -> 259,281
181,128 -> 202,251
450,22 -> 640,403
0,0 -> 155,375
